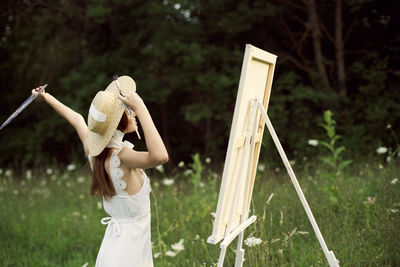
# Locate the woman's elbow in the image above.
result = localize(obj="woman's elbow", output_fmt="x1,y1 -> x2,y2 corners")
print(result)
159,153 -> 169,164
153,152 -> 168,165
71,113 -> 84,126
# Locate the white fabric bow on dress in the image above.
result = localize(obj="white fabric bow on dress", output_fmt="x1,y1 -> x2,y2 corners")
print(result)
100,217 -> 137,237
100,212 -> 150,237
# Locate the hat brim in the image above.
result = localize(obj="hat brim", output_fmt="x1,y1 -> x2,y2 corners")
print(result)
87,76 -> 137,156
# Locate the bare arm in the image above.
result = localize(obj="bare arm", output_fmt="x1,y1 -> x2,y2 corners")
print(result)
118,93 -> 168,169
32,88 -> 89,156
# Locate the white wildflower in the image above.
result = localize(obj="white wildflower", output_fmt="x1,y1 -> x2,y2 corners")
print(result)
364,196 -> 376,205
97,201 -> 102,210
155,165 -> 164,173
46,168 -> 53,175
194,234 -> 200,240
390,209 -> 399,213
376,147 -> 388,154
308,139 -> 318,146
244,236 -> 262,247
289,160 -> 296,166
82,263 -> 88,267
178,161 -> 185,168
165,250 -> 177,257
154,252 -> 161,258
199,182 -> 205,188
205,157 -> 211,164
13,189 -> 18,195
391,178 -> 398,184
171,239 -> 184,252
386,124 -> 391,129
26,170 -> 32,180
257,163 -> 265,172
184,169 -> 193,176
275,167 -> 280,173
378,164 -> 384,169
162,178 -> 174,186
82,215 -> 87,220
67,164 -> 76,171
386,156 -> 392,163
77,176 -> 85,184
5,169 -> 12,177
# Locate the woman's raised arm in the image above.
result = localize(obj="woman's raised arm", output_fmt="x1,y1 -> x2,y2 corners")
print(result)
117,92 -> 168,169
32,88 -> 89,156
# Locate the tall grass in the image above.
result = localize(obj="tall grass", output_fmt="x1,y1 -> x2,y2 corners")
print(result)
0,157 -> 398,266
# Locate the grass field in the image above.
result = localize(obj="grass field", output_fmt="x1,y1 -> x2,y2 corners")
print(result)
0,156 -> 399,266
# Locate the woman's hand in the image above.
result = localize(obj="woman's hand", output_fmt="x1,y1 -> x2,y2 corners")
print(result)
118,92 -> 145,112
31,86 -> 46,102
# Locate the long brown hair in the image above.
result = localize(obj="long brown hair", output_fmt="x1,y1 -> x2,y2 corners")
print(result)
90,111 -> 129,199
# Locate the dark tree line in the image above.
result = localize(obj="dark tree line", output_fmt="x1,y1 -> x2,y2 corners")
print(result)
0,0 -> 399,167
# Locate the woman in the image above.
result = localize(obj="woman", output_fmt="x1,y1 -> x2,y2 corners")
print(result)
33,75 -> 168,267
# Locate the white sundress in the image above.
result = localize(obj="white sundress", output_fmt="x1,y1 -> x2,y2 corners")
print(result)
89,130 -> 153,267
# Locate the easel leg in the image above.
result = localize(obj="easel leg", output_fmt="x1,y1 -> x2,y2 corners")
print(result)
235,230 -> 245,267
256,99 -> 339,267
218,247 -> 227,267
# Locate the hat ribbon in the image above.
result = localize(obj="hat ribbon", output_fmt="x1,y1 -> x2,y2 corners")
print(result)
89,103 -> 107,122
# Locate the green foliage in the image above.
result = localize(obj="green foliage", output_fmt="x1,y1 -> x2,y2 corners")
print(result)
318,110 -> 352,175
386,125 -> 400,159
312,110 -> 352,207
0,0 -> 399,165
188,153 -> 204,189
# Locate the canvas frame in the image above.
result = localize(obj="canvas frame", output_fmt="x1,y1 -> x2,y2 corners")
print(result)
208,44 -> 277,244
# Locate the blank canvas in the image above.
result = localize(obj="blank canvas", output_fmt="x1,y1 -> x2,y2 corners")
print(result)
208,44 -> 277,244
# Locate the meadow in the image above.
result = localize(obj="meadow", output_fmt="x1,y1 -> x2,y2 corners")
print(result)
0,153 -> 398,267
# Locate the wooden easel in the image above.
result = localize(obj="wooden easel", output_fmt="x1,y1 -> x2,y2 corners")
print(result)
211,98 -> 339,267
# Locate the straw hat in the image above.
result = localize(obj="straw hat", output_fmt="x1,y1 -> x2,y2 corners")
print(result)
87,76 -> 136,156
